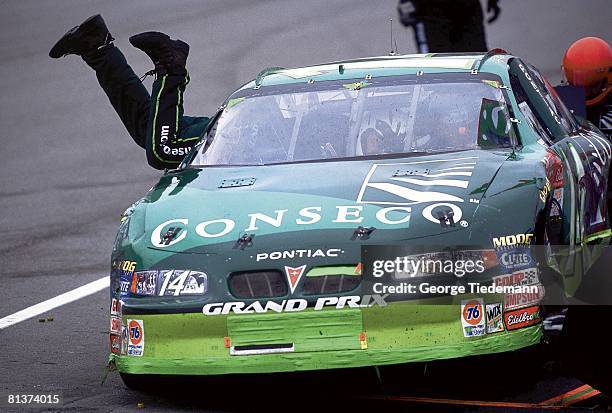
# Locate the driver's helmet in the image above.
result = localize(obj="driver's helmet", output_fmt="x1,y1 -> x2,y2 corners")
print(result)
429,104 -> 475,150
563,37 -> 611,98
358,127 -> 385,155
440,106 -> 471,138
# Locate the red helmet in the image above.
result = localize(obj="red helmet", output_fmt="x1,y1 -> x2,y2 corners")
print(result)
563,37 -> 611,87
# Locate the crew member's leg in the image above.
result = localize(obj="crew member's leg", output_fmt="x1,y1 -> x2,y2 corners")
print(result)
451,0 -> 487,52
130,32 -> 210,170
414,0 -> 453,53
82,47 -> 150,148
49,15 -> 150,148
146,72 -> 209,169
414,0 -> 487,53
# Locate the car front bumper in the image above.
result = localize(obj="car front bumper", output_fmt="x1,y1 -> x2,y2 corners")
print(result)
111,302 -> 542,375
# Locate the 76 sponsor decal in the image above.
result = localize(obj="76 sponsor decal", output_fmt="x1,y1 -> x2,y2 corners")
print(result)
461,298 -> 485,337
127,319 -> 144,356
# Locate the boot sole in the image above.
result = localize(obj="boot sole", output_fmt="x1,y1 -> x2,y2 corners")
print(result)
49,14 -> 104,58
128,31 -> 171,51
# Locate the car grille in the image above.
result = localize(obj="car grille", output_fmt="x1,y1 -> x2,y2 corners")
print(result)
228,270 -> 287,298
302,274 -> 361,295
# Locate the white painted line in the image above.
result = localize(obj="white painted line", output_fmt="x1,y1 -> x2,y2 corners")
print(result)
0,276 -> 109,330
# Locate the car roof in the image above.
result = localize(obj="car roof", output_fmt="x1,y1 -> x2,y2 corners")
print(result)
236,51 -> 513,92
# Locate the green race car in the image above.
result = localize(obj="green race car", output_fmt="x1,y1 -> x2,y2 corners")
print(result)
108,51 -> 611,385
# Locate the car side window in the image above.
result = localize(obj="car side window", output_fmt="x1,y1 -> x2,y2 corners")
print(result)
508,58 -> 573,142
509,72 -> 553,144
527,64 -> 579,132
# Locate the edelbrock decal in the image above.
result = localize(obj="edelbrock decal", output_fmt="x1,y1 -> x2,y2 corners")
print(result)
504,306 -> 541,331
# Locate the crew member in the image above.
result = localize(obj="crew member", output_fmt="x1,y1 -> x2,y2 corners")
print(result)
397,0 -> 501,53
563,36 -> 611,137
49,15 -> 209,169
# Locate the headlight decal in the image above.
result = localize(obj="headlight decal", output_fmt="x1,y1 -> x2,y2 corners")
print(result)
130,270 -> 208,296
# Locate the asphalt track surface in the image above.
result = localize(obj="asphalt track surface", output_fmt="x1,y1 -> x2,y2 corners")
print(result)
0,0 -> 611,411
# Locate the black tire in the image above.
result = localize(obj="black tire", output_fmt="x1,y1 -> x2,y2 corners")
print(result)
120,372 -> 152,391
561,306 -> 612,396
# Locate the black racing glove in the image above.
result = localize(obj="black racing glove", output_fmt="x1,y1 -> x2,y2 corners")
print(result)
486,0 -> 501,23
397,0 -> 417,27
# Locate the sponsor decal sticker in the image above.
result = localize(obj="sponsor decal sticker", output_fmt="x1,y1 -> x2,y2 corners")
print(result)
116,260 -> 137,297
553,188 -> 563,205
505,284 -> 545,310
120,280 -> 130,296
116,260 -> 136,277
485,303 -> 504,333
496,248 -> 533,271
130,271 -> 157,296
285,265 -> 307,294
359,331 -> 368,350
120,325 -> 128,355
492,233 -> 533,249
504,306 -> 541,331
492,267 -> 539,287
542,149 -> 565,189
110,334 -> 121,355
110,316 -> 121,335
461,298 -> 485,337
127,319 -> 144,356
539,178 -> 551,203
158,270 -> 207,296
110,298 -> 121,316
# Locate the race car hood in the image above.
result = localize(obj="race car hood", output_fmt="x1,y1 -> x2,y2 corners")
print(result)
141,149 -> 513,254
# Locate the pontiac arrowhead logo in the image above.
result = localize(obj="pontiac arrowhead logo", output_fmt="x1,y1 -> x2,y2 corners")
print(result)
284,265 -> 307,294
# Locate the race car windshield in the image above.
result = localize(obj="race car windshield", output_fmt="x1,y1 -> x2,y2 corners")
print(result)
190,78 -> 516,166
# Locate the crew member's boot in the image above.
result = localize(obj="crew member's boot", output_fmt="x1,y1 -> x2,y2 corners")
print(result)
49,14 -> 114,58
129,32 -> 189,75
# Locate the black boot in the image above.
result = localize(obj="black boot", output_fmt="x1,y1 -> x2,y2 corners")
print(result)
49,14 -> 114,58
129,32 -> 189,75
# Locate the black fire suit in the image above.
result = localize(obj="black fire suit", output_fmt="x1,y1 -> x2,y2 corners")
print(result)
407,0 -> 489,53
588,95 -> 612,138
82,45 -> 209,170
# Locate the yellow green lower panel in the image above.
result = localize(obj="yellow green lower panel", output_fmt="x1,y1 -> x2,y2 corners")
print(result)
112,303 -> 542,375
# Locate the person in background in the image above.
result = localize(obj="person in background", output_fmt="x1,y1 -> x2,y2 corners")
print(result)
49,14 -> 210,170
398,0 -> 501,53
562,37 -> 611,137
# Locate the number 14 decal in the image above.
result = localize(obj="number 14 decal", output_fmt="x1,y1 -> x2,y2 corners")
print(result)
159,270 -> 191,296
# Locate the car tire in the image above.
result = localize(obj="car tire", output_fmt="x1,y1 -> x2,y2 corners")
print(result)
120,372 -> 151,391
561,306 -> 612,397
